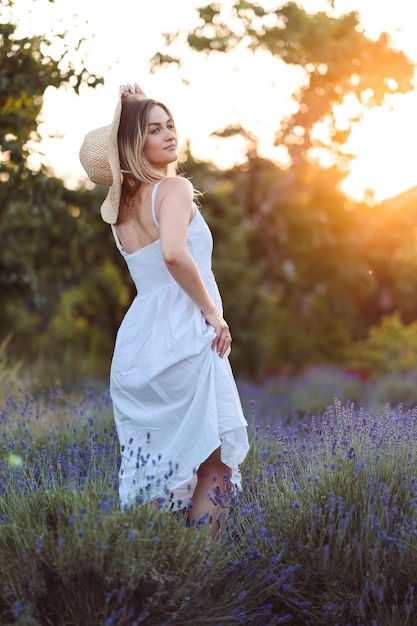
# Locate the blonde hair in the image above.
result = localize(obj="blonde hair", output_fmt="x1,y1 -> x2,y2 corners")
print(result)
118,97 -> 178,200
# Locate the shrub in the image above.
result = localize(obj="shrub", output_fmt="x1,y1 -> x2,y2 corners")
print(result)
349,313 -> 417,376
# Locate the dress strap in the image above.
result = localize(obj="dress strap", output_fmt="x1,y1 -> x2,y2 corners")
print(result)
151,181 -> 162,230
110,224 -> 124,253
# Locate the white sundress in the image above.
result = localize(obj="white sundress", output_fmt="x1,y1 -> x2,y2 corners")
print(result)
110,181 -> 249,510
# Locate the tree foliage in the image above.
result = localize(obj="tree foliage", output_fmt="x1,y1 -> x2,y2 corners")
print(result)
150,1 -> 417,378
0,5 -> 130,382
154,1 -> 414,167
2,0 -> 417,385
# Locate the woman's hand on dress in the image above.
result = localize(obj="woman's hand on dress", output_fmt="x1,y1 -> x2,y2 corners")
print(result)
120,82 -> 147,99
204,308 -> 232,358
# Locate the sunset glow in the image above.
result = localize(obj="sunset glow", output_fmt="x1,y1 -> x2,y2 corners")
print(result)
11,0 -> 417,203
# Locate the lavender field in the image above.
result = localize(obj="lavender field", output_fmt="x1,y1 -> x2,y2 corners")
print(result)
1,368 -> 417,625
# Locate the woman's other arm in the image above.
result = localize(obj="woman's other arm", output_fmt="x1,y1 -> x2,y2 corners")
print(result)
158,177 -> 231,357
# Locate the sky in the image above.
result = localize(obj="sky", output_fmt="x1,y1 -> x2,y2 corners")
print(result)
9,0 -> 417,203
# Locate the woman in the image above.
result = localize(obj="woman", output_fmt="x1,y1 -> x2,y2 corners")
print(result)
80,83 -> 249,537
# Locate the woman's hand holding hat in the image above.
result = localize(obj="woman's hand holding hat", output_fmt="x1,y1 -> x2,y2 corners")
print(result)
120,82 -> 147,98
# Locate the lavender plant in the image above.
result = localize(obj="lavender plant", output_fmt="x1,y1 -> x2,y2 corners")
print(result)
1,382 -> 417,624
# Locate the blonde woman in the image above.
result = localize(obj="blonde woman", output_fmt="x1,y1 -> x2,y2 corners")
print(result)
80,83 -> 249,537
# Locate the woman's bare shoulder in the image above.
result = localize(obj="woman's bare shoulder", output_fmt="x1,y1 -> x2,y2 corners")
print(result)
160,176 -> 194,196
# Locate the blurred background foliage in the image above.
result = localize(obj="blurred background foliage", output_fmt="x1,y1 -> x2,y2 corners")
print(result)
2,0 -> 417,389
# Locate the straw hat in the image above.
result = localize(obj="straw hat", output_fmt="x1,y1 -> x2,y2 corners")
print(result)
79,96 -> 122,224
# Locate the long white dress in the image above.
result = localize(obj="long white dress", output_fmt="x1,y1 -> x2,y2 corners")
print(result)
110,181 -> 249,510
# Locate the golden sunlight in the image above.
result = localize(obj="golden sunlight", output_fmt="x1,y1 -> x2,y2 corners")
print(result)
15,0 -> 417,204
340,92 -> 417,202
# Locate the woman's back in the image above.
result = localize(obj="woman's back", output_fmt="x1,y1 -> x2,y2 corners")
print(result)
113,182 -> 160,254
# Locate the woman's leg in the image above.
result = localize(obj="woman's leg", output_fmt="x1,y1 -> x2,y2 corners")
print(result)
187,447 -> 231,539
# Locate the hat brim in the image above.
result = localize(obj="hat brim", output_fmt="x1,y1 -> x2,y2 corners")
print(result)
100,97 -> 122,224
79,95 -> 123,224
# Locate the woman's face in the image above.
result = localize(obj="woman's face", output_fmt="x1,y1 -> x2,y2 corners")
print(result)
144,105 -> 178,169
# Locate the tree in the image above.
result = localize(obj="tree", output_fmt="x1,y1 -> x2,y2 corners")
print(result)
0,10 -> 103,299
0,4 -> 131,382
152,1 -> 413,170
2,0 -> 416,384
149,1 -> 416,376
